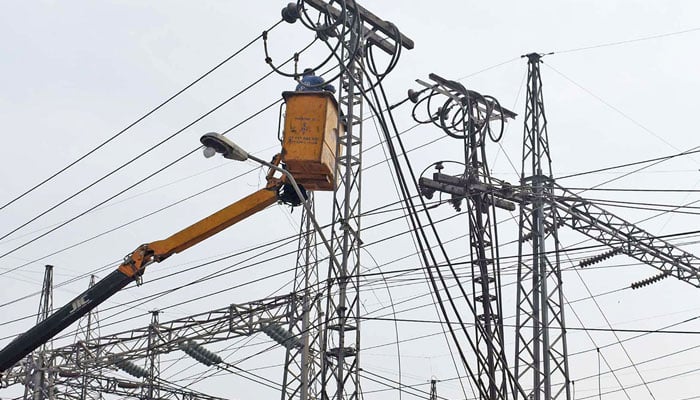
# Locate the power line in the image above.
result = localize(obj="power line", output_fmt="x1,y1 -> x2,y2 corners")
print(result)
360,316 -> 700,336
0,19 -> 283,212
553,26 -> 700,55
0,72 -> 290,265
557,147 -> 700,181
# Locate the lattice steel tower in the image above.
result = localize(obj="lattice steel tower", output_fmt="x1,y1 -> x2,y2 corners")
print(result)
513,53 -> 571,400
320,9 -> 364,400
65,275 -> 103,400
282,193 -> 323,400
23,265 -> 55,400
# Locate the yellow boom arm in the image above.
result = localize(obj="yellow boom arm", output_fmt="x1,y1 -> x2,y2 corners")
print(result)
0,172 -> 282,372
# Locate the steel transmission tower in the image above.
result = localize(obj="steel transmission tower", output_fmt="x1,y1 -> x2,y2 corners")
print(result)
23,265 -> 55,400
462,86 -> 510,400
146,310 -> 161,400
416,74 -> 518,399
320,9 -> 364,400
513,53 -> 571,400
67,275 -> 103,400
282,2 -> 412,399
282,193 -> 323,400
415,54 -> 700,400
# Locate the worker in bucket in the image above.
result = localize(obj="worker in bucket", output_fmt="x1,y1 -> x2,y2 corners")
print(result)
296,68 -> 336,93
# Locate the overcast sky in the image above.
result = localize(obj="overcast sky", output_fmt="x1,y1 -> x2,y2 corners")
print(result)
1,1 -> 700,399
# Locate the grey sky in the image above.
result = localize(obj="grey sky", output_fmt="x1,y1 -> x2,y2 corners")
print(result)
1,1 -> 700,399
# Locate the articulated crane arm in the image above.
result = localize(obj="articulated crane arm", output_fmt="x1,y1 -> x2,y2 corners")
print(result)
0,156 -> 287,373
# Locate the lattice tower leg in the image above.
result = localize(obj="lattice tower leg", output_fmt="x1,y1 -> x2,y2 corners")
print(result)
513,53 -> 571,400
47,275 -> 103,400
320,11 -> 363,400
146,310 -> 161,400
430,379 -> 438,400
282,193 -> 323,400
23,265 -> 54,400
464,111 -> 509,400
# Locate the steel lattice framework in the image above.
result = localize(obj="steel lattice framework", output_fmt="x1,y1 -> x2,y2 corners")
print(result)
146,310 -> 160,400
71,275 -> 103,400
52,372 -> 227,400
2,294 -> 295,389
415,73 -> 519,400
513,53 -> 571,400
22,265 -> 55,400
2,4 -> 415,399
282,194 -> 324,400
411,55 -> 700,400
320,11 -> 364,400
551,184 -> 700,286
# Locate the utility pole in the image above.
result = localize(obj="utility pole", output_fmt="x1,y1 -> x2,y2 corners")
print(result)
23,265 -> 54,400
513,53 -> 570,400
416,73 -> 517,400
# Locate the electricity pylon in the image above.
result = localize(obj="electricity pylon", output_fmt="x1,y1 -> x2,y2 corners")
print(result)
23,265 -> 55,400
513,52 -> 571,400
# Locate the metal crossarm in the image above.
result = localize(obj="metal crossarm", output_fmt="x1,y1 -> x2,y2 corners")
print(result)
552,184 -> 700,287
2,294 -> 295,385
52,372 -> 227,400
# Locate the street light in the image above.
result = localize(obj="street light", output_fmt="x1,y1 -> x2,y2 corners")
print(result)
199,132 -> 338,266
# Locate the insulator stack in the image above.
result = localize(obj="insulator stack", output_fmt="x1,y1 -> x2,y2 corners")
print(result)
579,247 -> 623,268
520,219 -> 565,242
114,357 -> 149,378
178,340 -> 223,366
261,323 -> 303,350
631,272 -> 670,290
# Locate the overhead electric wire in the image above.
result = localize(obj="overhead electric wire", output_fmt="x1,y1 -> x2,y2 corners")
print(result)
575,340 -> 700,383
0,75 -> 294,265
562,251 -> 657,399
0,18 -> 283,213
557,146 -> 700,181
0,195 -> 463,342
0,191 -> 443,330
4,166 -> 259,276
6,27 -> 700,400
545,62 -> 695,160
361,56 -> 525,397
552,26 -> 700,55
0,36 -> 324,270
570,314 -> 700,358
359,316 -> 700,336
578,364 -> 700,400
566,187 -> 700,193
6,217 -> 697,337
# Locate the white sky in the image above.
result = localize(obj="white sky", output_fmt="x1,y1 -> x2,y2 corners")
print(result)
1,1 -> 700,399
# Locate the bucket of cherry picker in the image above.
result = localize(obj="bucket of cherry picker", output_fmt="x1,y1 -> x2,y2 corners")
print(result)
280,91 -> 342,191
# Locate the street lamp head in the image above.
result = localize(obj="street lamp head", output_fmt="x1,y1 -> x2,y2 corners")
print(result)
199,132 -> 249,161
